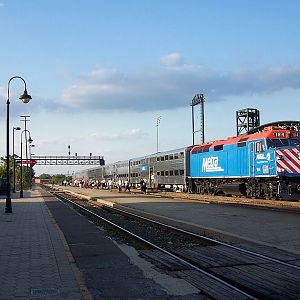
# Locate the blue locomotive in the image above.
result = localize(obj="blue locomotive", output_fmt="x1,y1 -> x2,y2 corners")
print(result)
187,125 -> 300,198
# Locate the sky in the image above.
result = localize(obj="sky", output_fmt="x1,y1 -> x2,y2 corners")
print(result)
0,0 -> 299,175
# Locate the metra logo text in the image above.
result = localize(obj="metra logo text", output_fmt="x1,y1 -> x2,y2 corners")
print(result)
202,157 -> 224,172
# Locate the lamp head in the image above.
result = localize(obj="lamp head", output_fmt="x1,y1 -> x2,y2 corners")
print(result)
19,89 -> 32,104
14,127 -> 21,131
28,137 -> 33,144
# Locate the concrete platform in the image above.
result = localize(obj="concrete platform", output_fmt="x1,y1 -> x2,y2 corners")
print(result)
0,190 -> 84,300
53,185 -> 300,254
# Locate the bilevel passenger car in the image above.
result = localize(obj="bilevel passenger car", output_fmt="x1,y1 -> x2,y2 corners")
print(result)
187,125 -> 300,199
74,124 -> 300,199
75,148 -> 187,191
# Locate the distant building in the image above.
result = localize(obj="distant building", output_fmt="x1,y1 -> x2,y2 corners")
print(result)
35,178 -> 50,185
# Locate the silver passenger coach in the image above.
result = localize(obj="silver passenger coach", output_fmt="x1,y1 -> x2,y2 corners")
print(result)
74,148 -> 187,191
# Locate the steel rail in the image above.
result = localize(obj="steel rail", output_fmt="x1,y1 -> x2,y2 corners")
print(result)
52,191 -> 257,300
101,203 -> 300,271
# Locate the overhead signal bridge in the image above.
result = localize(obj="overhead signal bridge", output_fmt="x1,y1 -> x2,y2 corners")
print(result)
17,155 -> 105,166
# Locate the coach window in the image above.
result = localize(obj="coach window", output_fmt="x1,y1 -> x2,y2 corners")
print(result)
165,155 -> 168,160
170,170 -> 174,176
161,171 -> 165,176
174,153 -> 179,159
180,152 -> 184,158
169,154 -> 174,160
156,156 -> 160,162
174,170 -> 179,176
157,171 -> 160,176
161,156 -> 165,161
165,171 -> 169,176
180,170 -> 184,175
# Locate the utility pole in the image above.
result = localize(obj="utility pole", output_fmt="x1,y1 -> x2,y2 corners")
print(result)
20,115 -> 30,190
156,116 -> 161,153
20,115 -> 30,165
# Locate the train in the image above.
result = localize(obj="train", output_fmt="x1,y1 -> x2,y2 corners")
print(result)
74,121 -> 300,199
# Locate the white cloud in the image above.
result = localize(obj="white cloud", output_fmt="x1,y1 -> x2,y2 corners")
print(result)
2,55 -> 299,115
160,53 -> 184,66
60,61 -> 300,112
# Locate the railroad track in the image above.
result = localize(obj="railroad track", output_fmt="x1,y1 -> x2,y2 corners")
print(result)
46,187 -> 300,300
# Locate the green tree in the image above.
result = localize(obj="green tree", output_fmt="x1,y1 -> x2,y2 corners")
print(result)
40,173 -> 52,179
0,156 -> 36,190
51,174 -> 67,185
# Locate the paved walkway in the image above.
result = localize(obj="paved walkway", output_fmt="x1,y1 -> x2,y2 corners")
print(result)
0,190 -> 83,300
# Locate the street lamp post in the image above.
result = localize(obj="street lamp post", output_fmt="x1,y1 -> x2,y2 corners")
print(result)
12,127 -> 21,193
20,130 -> 33,198
5,76 -> 32,213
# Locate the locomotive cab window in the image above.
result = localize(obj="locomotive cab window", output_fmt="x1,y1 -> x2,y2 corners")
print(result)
267,139 -> 289,149
255,141 -> 266,153
290,139 -> 300,147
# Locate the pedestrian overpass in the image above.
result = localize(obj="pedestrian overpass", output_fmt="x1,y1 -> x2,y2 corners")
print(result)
17,156 -> 105,167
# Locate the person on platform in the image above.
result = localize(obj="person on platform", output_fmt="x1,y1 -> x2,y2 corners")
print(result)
108,178 -> 113,192
124,179 -> 131,192
118,179 -> 122,192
